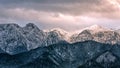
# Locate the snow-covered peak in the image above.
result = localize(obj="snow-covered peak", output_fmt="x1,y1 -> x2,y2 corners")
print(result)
87,25 -> 103,30
25,23 -> 37,28
50,28 -> 68,35
24,23 -> 40,31
69,25 -> 111,38
82,25 -> 112,33
44,28 -> 73,41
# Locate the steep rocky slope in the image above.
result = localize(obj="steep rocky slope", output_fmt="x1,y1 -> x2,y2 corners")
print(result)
0,41 -> 113,68
70,25 -> 120,44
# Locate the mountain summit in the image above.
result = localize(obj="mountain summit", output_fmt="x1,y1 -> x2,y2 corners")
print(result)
82,25 -> 112,33
70,25 -> 120,44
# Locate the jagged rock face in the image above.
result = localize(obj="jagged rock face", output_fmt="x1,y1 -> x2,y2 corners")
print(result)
70,30 -> 120,44
45,31 -> 65,46
69,25 -> 120,45
1,23 -> 120,55
0,24 -> 28,55
22,23 -> 47,50
0,23 -> 65,55
93,31 -> 120,44
70,30 -> 93,42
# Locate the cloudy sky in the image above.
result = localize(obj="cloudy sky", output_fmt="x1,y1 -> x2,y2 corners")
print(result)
0,0 -> 120,31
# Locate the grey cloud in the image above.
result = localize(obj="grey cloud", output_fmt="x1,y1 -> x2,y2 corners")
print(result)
0,0 -> 120,31
0,0 -> 100,4
0,0 -> 100,11
0,0 -> 120,19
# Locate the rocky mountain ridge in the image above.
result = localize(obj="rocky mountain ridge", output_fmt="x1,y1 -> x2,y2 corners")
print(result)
0,23 -> 120,55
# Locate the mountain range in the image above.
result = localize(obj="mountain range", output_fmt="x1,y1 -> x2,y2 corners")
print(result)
0,23 -> 120,68
0,23 -> 120,55
44,24 -> 120,45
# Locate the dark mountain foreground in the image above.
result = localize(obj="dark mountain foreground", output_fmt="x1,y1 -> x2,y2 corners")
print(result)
0,41 -> 119,68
